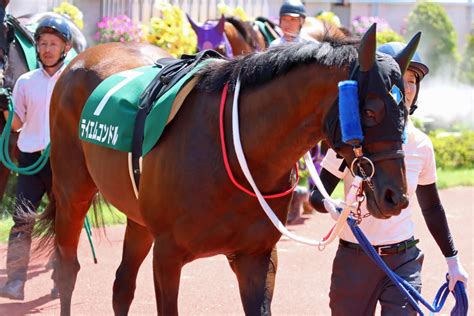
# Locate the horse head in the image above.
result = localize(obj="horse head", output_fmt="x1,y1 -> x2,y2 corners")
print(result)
187,14 -> 228,55
325,24 -> 420,218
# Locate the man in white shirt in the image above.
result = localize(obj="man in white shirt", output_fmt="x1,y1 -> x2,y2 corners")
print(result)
0,17 -> 72,301
269,0 -> 310,48
309,43 -> 468,315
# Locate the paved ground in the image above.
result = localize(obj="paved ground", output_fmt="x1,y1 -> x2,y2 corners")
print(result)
0,187 -> 472,315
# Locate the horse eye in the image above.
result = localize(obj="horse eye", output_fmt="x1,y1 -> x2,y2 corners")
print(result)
361,97 -> 385,127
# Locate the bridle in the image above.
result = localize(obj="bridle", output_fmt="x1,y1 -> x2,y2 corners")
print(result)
328,60 -> 405,194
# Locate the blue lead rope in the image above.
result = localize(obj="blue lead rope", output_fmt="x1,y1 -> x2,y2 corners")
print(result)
347,218 -> 468,316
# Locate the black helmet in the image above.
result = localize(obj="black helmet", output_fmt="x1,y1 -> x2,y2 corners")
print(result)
34,17 -> 72,43
377,41 -> 429,81
280,0 -> 306,18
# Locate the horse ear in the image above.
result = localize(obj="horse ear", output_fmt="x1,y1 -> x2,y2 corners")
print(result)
358,23 -> 376,72
216,14 -> 226,34
395,32 -> 421,75
186,13 -> 201,33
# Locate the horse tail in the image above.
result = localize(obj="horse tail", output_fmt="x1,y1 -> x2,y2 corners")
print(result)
34,193 -> 58,253
34,192 -> 110,254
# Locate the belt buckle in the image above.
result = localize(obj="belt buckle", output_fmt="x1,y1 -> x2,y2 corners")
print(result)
377,245 -> 391,256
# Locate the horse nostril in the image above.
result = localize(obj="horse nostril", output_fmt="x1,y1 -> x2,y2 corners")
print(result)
384,188 -> 409,212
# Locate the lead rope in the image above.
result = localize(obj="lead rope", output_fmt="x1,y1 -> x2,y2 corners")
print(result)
0,88 -> 50,175
348,217 -> 468,315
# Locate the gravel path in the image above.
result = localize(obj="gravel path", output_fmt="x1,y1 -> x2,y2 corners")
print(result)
0,187 -> 472,315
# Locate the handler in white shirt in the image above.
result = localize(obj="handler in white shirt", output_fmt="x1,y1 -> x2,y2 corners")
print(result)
269,0 -> 311,48
309,42 -> 468,315
0,17 -> 72,301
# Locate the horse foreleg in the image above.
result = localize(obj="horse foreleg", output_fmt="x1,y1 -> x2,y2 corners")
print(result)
152,238 -> 184,315
113,219 -> 153,316
227,246 -> 278,316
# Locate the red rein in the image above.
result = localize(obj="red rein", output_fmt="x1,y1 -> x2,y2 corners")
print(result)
219,82 -> 298,198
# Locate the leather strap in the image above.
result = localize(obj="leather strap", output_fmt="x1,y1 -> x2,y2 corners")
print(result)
339,237 -> 419,256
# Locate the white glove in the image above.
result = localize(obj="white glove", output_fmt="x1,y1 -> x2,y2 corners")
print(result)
323,199 -> 343,221
446,254 -> 469,291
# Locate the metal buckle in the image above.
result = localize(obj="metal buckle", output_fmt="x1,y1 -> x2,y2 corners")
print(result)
377,245 -> 392,256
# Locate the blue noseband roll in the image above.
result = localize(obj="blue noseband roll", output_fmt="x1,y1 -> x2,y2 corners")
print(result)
338,80 -> 363,145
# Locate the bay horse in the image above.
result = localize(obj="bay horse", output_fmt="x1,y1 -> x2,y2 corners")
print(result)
0,1 -> 87,202
188,15 -> 266,56
37,24 -> 419,315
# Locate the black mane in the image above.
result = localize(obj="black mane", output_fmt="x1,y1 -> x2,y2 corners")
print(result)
198,37 -> 360,92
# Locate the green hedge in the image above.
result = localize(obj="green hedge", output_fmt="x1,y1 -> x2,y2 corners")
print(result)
429,130 -> 474,169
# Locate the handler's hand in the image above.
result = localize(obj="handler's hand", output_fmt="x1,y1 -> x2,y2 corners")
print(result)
323,199 -> 343,221
446,254 -> 469,291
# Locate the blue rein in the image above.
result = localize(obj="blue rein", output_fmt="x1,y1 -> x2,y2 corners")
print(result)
347,217 -> 468,316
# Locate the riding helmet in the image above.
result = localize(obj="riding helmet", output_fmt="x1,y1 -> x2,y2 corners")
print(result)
377,41 -> 429,114
280,0 -> 306,18
34,17 -> 73,43
377,41 -> 429,81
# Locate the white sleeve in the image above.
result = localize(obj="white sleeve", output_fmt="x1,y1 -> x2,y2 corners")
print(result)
12,77 -> 26,123
418,136 -> 438,185
320,148 -> 348,179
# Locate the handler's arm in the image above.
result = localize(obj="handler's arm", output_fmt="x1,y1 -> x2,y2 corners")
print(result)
417,183 -> 468,290
309,168 -> 340,213
3,111 -> 23,131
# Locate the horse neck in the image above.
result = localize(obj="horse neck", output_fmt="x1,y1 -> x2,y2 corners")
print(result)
237,63 -> 348,189
224,23 -> 252,55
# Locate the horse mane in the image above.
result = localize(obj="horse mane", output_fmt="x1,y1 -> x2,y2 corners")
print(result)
225,16 -> 260,50
6,14 -> 35,44
197,35 -> 360,93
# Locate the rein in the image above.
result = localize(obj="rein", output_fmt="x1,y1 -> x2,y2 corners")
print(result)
219,81 -> 298,198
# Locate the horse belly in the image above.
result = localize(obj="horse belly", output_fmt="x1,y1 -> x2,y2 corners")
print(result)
82,142 -> 143,225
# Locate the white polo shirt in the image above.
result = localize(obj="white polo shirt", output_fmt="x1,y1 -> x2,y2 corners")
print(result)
321,121 -> 437,245
12,65 -> 65,153
269,34 -> 315,48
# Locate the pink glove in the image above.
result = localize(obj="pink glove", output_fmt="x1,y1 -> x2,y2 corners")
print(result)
446,254 -> 469,291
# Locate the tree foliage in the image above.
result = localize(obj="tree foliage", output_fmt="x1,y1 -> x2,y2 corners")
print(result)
376,29 -> 404,45
406,2 -> 459,76
458,27 -> 474,85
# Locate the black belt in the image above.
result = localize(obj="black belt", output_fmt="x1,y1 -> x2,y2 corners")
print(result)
339,237 -> 419,256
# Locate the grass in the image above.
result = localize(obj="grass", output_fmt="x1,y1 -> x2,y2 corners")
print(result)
436,168 -> 474,189
0,168 -> 472,243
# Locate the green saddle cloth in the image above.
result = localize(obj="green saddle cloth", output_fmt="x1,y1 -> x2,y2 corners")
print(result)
79,60 -> 210,156
254,20 -> 277,45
